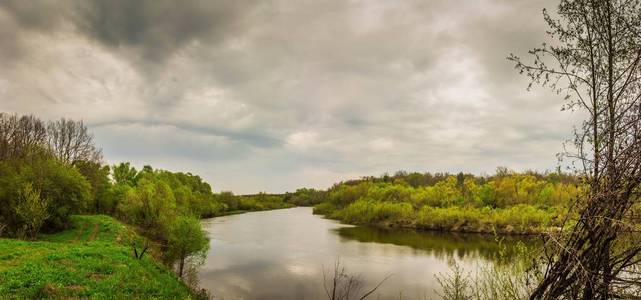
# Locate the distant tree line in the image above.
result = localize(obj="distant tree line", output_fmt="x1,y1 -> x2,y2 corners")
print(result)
220,191 -> 293,211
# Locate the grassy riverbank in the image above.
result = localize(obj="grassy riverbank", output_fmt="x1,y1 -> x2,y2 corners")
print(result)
0,215 -> 195,299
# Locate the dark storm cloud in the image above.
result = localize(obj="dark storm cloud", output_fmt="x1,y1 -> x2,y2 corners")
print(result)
2,0 -> 260,63
0,0 -> 574,193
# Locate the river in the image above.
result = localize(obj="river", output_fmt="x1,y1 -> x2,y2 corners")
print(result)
198,207 -> 533,299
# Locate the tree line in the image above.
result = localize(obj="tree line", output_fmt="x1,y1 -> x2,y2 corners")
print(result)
307,169 -> 581,234
0,112 -> 289,280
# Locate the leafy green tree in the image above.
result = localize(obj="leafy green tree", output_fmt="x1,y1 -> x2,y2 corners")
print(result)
29,157 -> 92,230
475,184 -> 497,208
117,176 -> 176,235
141,165 -> 153,174
218,191 -> 238,211
405,172 -> 426,188
0,155 -> 90,232
14,183 -> 49,240
106,183 -> 131,214
75,161 -> 111,213
287,188 -> 326,206
461,177 -> 478,204
112,162 -> 139,186
166,215 -> 209,278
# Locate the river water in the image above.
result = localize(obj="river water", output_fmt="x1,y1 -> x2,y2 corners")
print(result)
198,207 -> 532,299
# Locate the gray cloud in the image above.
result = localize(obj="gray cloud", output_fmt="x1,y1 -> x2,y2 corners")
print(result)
2,0 -> 259,62
0,0 -> 575,193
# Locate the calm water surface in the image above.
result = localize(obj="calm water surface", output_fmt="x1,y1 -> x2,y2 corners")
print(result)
198,207 -> 534,299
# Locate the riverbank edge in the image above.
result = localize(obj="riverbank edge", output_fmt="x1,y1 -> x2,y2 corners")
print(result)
202,204 -> 296,219
312,210 -> 560,236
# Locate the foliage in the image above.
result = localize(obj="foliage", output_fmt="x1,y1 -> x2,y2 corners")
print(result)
217,191 -> 238,211
0,112 -> 292,294
13,183 -> 50,240
74,160 -> 111,214
105,162 -> 288,282
336,200 -> 414,227
313,169 -> 580,234
116,175 -> 177,238
0,215 -> 197,299
285,188 -> 326,206
236,193 -> 292,211
166,215 -> 209,278
0,155 -> 91,234
111,162 -> 139,186
155,169 -> 222,217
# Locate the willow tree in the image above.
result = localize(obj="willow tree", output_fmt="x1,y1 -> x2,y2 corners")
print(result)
509,0 -> 641,299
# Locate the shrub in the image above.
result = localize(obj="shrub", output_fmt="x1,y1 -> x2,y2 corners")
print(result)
313,202 -> 337,215
116,177 -> 176,237
338,200 -> 415,226
0,155 -> 91,234
166,215 -> 209,278
13,183 -> 50,240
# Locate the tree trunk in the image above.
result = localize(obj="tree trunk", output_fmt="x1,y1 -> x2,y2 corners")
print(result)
178,256 -> 185,278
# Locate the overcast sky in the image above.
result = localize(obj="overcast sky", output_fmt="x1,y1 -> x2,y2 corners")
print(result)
0,0 -> 579,193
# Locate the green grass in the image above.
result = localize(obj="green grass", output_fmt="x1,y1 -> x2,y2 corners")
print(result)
0,215 -> 195,299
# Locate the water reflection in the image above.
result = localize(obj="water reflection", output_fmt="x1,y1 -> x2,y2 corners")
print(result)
335,226 -> 539,262
198,207 -> 537,300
